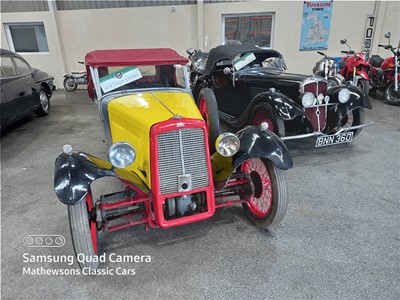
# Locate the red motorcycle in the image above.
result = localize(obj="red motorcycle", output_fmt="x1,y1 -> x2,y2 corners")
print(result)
369,32 -> 400,106
339,38 -> 370,94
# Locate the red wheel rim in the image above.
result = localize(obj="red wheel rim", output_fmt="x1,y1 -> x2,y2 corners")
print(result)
241,158 -> 273,218
199,97 -> 210,130
85,193 -> 98,254
252,111 -> 275,132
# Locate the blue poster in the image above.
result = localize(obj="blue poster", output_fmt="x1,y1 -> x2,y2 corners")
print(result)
300,1 -> 333,51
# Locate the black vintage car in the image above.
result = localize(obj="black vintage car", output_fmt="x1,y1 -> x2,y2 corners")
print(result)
0,48 -> 55,129
188,44 -> 372,147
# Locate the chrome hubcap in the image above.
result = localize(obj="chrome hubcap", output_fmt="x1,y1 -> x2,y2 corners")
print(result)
40,92 -> 49,111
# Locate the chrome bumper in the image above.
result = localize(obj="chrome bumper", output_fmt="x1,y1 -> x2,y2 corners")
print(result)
281,122 -> 374,141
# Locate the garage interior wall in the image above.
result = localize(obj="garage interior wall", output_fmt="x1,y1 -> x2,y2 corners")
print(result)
1,0 -> 398,88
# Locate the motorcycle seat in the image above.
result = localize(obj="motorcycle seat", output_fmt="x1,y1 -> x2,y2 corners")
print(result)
370,55 -> 384,68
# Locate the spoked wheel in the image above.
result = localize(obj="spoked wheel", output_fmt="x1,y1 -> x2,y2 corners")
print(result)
336,108 -> 365,138
34,88 -> 50,117
250,103 -> 285,137
357,78 -> 370,94
68,190 -> 99,270
241,158 -> 287,228
63,77 -> 78,91
197,88 -> 220,153
384,82 -> 400,106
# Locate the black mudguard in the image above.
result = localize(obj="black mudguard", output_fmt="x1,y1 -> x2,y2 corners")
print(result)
325,84 -> 372,132
212,126 -> 293,190
54,152 -> 148,205
252,91 -> 304,120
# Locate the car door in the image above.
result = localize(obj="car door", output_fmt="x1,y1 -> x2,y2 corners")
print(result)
0,55 -> 33,126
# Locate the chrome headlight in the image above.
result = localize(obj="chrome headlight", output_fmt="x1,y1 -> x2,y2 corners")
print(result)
338,88 -> 350,103
108,142 -> 136,168
215,133 -> 240,157
302,92 -> 315,107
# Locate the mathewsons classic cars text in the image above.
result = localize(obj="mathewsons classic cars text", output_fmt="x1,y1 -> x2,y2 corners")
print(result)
22,253 -> 151,276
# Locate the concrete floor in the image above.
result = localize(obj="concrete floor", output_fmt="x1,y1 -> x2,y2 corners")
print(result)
1,90 -> 399,300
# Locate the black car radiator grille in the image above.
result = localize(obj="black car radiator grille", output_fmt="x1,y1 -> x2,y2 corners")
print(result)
302,80 -> 329,132
157,128 -> 209,195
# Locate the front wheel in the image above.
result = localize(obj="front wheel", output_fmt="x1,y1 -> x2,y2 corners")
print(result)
68,191 -> 99,270
357,78 -> 370,94
384,82 -> 400,106
197,88 -> 220,153
336,107 -> 365,138
241,158 -> 288,229
250,103 -> 285,137
34,88 -> 50,117
63,77 -> 78,91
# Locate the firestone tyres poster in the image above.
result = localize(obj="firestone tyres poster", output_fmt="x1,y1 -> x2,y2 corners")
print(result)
300,0 -> 333,51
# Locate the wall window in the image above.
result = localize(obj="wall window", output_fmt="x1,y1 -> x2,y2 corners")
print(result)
222,13 -> 274,48
5,23 -> 49,52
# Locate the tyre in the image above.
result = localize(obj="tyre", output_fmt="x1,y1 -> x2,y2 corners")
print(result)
63,77 -> 78,91
384,82 -> 400,106
34,88 -> 50,117
250,103 -> 285,137
197,88 -> 220,153
241,158 -> 288,229
357,78 -> 370,94
68,191 -> 99,270
337,107 -> 365,138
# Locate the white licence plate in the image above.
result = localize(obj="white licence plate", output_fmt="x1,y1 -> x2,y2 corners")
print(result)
315,132 -> 354,147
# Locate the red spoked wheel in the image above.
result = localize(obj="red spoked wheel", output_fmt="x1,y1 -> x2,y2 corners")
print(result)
241,158 -> 288,228
333,108 -> 365,138
68,190 -> 99,270
250,103 -> 285,137
197,88 -> 220,153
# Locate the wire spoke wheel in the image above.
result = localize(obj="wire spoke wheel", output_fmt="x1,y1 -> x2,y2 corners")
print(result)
250,103 -> 285,137
241,158 -> 288,228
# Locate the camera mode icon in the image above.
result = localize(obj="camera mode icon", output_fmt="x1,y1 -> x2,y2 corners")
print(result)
23,235 -> 65,247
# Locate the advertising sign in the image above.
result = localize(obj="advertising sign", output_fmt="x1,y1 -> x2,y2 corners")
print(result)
300,0 -> 333,51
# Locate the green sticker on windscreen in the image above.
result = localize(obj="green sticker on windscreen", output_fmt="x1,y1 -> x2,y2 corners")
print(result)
99,66 -> 142,93
233,52 -> 256,71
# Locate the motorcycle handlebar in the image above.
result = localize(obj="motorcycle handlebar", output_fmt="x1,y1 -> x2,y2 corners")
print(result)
317,51 -> 325,56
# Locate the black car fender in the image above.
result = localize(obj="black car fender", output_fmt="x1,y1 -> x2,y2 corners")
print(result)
325,84 -> 372,132
54,151 -> 149,205
212,126 -> 293,190
250,91 -> 304,120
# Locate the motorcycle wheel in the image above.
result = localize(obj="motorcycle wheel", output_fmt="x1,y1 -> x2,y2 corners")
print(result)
197,88 -> 220,153
68,190 -> 99,270
250,103 -> 285,137
337,108 -> 365,139
384,82 -> 400,106
241,158 -> 287,229
357,78 -> 370,94
63,77 -> 78,91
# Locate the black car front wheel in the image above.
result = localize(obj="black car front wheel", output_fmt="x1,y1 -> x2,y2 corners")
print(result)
68,191 -> 99,270
337,107 -> 365,138
34,88 -> 50,117
197,88 -> 220,153
250,103 -> 285,137
241,158 -> 288,229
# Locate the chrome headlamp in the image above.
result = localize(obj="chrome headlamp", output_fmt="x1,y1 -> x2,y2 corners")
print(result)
338,88 -> 350,103
108,142 -> 136,168
215,133 -> 240,157
302,92 -> 315,107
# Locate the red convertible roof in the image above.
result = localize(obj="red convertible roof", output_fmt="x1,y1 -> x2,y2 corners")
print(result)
85,48 -> 188,67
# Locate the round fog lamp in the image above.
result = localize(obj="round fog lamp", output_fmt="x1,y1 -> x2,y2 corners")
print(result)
338,88 -> 350,103
215,133 -> 240,157
108,142 -> 136,168
302,92 -> 315,107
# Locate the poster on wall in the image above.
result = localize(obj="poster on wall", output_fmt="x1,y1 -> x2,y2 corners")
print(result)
300,0 -> 333,51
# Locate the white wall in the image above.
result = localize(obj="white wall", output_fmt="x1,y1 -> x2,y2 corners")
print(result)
1,0 -> 398,88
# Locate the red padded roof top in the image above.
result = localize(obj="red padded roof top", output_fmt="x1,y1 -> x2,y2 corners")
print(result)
85,48 -> 188,67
